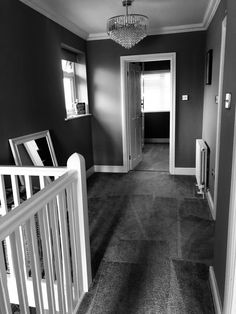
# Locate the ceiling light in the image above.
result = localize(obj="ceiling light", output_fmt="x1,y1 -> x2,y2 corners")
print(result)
107,0 -> 149,49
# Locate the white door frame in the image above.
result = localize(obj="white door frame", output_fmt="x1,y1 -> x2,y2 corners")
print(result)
213,16 -> 227,219
223,98 -> 236,314
120,52 -> 176,173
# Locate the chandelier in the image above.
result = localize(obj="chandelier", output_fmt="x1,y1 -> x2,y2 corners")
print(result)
107,0 -> 149,49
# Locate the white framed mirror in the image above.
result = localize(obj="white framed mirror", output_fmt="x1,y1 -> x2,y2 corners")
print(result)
9,130 -> 58,167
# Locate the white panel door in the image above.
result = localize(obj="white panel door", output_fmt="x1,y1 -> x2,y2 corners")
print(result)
128,63 -> 142,170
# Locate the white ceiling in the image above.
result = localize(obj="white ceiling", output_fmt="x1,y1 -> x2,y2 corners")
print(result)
20,0 -> 221,40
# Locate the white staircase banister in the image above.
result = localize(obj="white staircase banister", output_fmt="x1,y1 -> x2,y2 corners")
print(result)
0,170 -> 76,241
0,165 -> 67,177
67,153 -> 92,293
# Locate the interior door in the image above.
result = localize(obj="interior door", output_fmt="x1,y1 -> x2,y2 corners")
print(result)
128,62 -> 142,169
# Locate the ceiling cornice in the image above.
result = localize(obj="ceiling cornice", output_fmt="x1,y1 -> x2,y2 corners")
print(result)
19,0 -> 88,39
19,0 -> 221,42
87,23 -> 206,41
203,0 -> 221,29
88,0 -> 221,41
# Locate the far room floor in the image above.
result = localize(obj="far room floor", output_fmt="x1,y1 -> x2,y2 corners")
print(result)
78,168 -> 215,313
135,143 -> 169,172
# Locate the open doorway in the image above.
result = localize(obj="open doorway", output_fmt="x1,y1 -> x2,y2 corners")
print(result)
136,60 -> 171,172
120,53 -> 176,174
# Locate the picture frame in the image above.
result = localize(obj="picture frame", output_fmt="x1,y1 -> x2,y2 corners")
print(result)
76,102 -> 86,115
206,49 -> 213,85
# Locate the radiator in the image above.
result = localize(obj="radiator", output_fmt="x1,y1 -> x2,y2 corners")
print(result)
196,139 -> 208,194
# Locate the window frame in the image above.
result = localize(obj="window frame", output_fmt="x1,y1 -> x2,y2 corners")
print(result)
142,70 -> 171,113
61,44 -> 89,121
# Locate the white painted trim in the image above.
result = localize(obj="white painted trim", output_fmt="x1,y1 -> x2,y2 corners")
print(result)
209,266 -> 223,314
20,0 -> 219,41
87,0 -> 221,41
213,16 -> 227,219
173,168 -> 195,176
94,165 -> 127,173
206,191 -> 215,220
120,53 -> 176,175
223,94 -> 236,314
86,166 -> 94,178
19,0 -> 88,39
203,0 -> 222,29
87,25 -> 206,41
144,138 -> 169,144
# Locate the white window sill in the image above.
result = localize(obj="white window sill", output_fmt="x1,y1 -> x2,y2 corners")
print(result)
65,113 -> 92,121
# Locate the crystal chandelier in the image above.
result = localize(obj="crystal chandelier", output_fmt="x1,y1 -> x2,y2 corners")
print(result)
107,0 -> 149,49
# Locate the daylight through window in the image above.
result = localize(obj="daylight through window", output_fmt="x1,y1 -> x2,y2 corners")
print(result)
142,71 -> 171,112
61,59 -> 78,117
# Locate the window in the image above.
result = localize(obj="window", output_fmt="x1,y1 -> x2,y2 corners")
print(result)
61,47 -> 88,119
61,59 -> 77,117
142,71 -> 171,113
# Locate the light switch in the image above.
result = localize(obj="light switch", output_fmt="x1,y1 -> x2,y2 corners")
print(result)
182,95 -> 189,101
225,93 -> 232,109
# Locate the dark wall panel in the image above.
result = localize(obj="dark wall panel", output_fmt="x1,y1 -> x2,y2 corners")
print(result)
0,0 -> 93,169
87,32 -> 206,167
202,0 -> 227,198
144,61 -> 170,72
144,113 -> 170,139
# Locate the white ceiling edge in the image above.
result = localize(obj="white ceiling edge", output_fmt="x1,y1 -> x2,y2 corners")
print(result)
19,0 -> 88,39
19,0 -> 221,42
87,23 -> 206,41
203,0 -> 222,29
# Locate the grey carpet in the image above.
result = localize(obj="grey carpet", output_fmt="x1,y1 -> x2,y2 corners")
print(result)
78,171 -> 215,314
135,144 -> 169,171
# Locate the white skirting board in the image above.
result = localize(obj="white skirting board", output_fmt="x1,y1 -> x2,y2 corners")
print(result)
88,166 -> 195,175
173,168 -> 195,175
209,266 -> 222,314
94,165 -> 127,173
206,190 -> 215,220
144,138 -> 170,143
86,165 -> 126,176
86,166 -> 95,178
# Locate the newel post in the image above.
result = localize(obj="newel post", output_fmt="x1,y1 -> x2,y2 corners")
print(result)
67,153 -> 92,292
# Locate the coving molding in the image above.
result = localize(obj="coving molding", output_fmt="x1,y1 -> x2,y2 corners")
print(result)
20,0 -> 221,41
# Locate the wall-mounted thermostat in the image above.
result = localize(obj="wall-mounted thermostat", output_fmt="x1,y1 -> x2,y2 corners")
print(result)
182,95 -> 189,101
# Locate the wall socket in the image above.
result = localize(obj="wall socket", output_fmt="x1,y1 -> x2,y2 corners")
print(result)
182,95 -> 189,101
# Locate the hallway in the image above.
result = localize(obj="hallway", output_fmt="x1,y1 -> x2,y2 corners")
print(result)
135,144 -> 169,172
78,170 -> 215,313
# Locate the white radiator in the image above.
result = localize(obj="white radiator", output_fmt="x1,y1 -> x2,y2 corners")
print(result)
196,139 -> 208,194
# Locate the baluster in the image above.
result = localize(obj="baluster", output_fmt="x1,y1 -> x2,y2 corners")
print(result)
0,176 -> 14,277
49,198 -> 66,313
57,191 -> 73,312
66,184 -> 82,301
0,241 -> 11,314
38,176 -> 56,313
24,176 -> 44,313
0,175 -> 8,215
10,175 -> 30,312
9,231 -> 30,313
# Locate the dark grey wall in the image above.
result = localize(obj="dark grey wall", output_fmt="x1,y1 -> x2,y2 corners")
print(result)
202,0 -> 227,198
87,32 -> 206,167
213,0 -> 236,303
0,0 -> 93,169
144,60 -> 170,72
144,113 -> 170,139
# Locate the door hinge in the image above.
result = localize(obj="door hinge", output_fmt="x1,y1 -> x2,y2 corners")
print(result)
127,71 -> 129,77
129,155 -> 131,160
